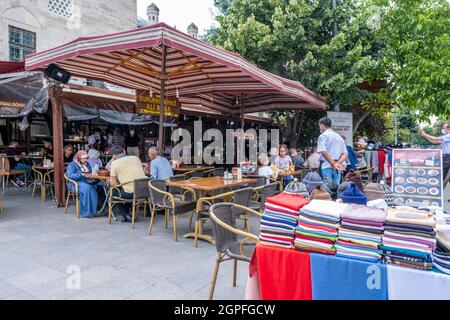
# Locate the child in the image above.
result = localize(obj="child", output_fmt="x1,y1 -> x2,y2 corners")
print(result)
274,144 -> 293,187
258,154 -> 278,184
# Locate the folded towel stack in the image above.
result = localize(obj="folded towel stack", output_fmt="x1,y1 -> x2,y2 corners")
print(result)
433,228 -> 450,274
336,204 -> 387,262
259,193 -> 309,248
381,207 -> 436,270
295,200 -> 347,254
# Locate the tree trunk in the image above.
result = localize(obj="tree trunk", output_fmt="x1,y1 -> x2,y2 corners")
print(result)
353,108 -> 373,134
286,111 -> 304,148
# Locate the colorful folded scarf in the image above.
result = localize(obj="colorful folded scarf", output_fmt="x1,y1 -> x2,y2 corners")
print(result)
301,200 -> 347,218
341,204 -> 387,222
265,193 -> 309,212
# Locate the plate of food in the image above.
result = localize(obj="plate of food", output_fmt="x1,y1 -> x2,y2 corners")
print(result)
428,170 -> 440,177
394,198 -> 405,204
394,186 -> 405,193
429,188 -> 440,196
417,177 -> 427,185
431,201 -> 440,207
405,186 -> 417,194
407,169 -> 417,175
396,168 -> 405,175
406,177 -> 417,184
422,200 -> 431,206
428,178 -> 439,185
395,177 -> 405,184
417,169 -> 426,176
417,187 -> 428,195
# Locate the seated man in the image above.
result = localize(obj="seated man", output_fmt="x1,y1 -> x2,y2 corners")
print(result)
109,146 -> 146,223
5,141 -> 31,186
148,147 -> 174,180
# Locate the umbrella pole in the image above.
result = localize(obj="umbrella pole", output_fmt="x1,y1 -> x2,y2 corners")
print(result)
158,44 -> 167,152
240,96 -> 245,130
49,85 -> 65,207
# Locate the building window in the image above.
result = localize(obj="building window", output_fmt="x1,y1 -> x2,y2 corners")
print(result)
9,26 -> 36,62
48,0 -> 73,18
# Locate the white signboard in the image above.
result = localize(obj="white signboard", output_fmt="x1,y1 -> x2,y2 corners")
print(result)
327,111 -> 353,146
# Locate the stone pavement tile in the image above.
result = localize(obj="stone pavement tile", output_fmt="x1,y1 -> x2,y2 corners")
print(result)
4,265 -> 66,292
0,280 -> 22,299
187,267 -> 248,301
26,231 -> 74,244
22,277 -> 98,300
128,277 -> 194,300
0,230 -> 27,243
30,249 -> 104,274
69,272 -> 159,300
0,253 -> 43,281
73,264 -> 128,287
3,291 -> 39,300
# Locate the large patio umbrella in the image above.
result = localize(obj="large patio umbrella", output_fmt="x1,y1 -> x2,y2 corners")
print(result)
25,22 -> 326,206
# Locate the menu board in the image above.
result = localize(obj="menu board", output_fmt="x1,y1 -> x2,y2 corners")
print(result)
391,149 -> 444,207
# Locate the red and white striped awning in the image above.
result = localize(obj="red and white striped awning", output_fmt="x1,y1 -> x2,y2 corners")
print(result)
25,22 -> 326,114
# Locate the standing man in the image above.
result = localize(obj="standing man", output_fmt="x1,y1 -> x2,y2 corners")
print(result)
148,147 -> 174,180
317,117 -> 348,185
124,128 -> 140,157
109,146 -> 146,222
420,122 -> 450,187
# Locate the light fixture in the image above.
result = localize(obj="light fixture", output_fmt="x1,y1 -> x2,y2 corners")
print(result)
149,87 -> 153,97
235,96 -> 239,105
176,87 -> 179,99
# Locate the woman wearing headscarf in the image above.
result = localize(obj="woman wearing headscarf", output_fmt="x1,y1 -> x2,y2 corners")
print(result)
66,150 -> 99,218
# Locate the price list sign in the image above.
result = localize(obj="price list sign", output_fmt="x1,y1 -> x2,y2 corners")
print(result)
391,149 -> 444,207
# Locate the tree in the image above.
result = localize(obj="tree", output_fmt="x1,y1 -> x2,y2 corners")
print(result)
374,0 -> 450,119
209,0 -> 382,148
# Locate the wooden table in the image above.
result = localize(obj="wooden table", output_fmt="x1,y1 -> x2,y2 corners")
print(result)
167,176 -> 257,244
83,174 -> 111,214
173,166 -> 214,174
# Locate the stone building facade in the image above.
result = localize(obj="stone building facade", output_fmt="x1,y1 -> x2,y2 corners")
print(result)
0,0 -> 137,62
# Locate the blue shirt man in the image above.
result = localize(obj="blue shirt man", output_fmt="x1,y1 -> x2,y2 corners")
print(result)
148,147 -> 174,180
317,118 -> 348,185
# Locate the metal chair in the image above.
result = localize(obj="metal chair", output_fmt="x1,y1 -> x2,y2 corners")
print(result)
208,202 -> 261,300
31,166 -> 54,201
355,167 -> 374,186
193,170 -> 206,178
168,174 -> 186,198
245,175 -> 267,188
249,182 -> 279,212
148,179 -> 197,241
64,173 -> 80,218
194,187 -> 252,247
108,178 -> 151,228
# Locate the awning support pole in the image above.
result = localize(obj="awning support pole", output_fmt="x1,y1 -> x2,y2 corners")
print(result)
49,85 -> 65,207
158,43 -> 167,152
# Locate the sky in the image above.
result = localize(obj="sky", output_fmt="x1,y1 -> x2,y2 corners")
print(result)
137,0 -> 218,36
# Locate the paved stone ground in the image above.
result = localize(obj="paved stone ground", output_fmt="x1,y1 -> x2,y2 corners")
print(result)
0,191 -> 251,300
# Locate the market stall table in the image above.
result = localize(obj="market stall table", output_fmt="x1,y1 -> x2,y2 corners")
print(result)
246,243 -> 450,300
167,176 -> 257,244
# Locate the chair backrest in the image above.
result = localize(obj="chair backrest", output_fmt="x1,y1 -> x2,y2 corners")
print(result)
148,179 -> 167,207
133,178 -> 152,200
168,174 -> 186,195
232,187 -> 252,216
194,170 -> 205,178
246,175 -> 267,188
213,167 -> 224,177
209,203 -> 238,253
0,156 -> 10,172
261,183 -> 278,208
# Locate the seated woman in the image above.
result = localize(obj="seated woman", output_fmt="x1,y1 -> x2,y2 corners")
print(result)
66,150 -> 99,218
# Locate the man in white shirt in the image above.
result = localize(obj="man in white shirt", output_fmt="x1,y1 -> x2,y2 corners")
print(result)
420,122 -> 450,187
317,117 -> 348,185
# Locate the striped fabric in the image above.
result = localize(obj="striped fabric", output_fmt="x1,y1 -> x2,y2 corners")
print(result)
24,23 -> 326,114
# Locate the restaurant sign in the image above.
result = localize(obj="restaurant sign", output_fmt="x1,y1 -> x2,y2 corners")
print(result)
0,100 -> 26,108
136,90 -> 179,117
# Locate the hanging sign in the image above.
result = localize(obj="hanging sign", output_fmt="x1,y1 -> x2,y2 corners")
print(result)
136,90 -> 179,117
327,111 -> 353,146
391,149 -> 444,208
0,100 -> 26,108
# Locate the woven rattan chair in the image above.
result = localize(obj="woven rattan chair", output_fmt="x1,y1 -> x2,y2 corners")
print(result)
148,179 -> 197,241
208,202 -> 261,300
248,182 -> 279,212
64,173 -> 80,218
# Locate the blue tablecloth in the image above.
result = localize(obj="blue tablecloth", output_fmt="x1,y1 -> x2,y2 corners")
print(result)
310,253 -> 388,300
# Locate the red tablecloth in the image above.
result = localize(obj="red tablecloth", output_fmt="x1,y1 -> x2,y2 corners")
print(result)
250,243 -> 312,300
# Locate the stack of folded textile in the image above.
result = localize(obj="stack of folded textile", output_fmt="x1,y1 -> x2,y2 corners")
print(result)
295,200 -> 347,254
259,193 -> 309,248
336,204 -> 387,262
433,227 -> 450,274
381,207 -> 436,270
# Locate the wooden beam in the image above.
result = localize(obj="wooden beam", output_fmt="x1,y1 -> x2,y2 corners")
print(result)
49,85 -> 65,207
159,44 -> 167,152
